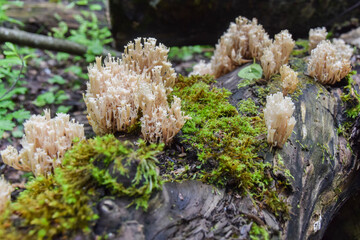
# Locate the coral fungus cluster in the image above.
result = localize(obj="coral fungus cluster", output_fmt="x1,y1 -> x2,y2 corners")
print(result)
307,40 -> 352,85
191,16 -> 295,80
308,27 -> 327,52
264,92 -> 296,148
210,17 -> 271,77
84,38 -> 188,145
280,64 -> 299,96
1,110 -> 84,176
0,178 -> 12,214
260,30 -> 295,79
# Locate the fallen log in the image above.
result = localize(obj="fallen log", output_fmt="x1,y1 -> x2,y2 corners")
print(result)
0,27 -> 121,57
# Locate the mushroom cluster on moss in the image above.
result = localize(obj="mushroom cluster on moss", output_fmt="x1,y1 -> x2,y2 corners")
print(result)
1,110 -> 85,177
190,16 -> 295,80
307,40 -> 352,85
84,38 -> 189,145
264,92 -> 296,148
280,64 -> 299,96
308,27 -> 327,52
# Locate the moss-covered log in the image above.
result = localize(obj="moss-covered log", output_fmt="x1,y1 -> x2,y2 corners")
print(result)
2,57 -> 360,239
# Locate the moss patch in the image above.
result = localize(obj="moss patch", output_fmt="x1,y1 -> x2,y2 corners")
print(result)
291,39 -> 309,57
0,135 -> 163,239
171,75 -> 289,218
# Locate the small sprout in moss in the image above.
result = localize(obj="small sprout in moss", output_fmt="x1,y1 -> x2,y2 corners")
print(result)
238,62 -> 263,81
250,223 -> 269,240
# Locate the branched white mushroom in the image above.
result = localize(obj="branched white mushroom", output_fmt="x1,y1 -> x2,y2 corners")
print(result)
0,178 -> 12,214
264,92 -> 296,148
307,40 -> 351,85
84,38 -> 189,145
1,110 -> 85,176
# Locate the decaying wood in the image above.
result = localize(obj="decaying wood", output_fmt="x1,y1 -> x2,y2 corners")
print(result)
0,27 -> 121,57
91,62 -> 360,240
5,2 -> 109,34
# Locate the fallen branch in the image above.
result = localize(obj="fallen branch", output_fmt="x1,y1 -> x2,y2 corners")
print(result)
0,27 -> 121,57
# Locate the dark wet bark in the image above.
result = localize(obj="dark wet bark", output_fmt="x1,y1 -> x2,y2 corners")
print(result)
108,0 -> 360,48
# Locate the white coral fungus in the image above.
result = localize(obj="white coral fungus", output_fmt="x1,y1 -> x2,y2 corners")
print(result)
280,64 -> 298,96
210,16 -> 271,77
0,178 -> 12,214
307,40 -> 351,85
260,30 -> 295,80
84,38 -> 189,145
264,92 -> 296,148
0,110 -> 85,177
309,27 -> 327,52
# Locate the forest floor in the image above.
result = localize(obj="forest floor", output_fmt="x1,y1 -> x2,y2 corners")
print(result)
0,41 -> 212,186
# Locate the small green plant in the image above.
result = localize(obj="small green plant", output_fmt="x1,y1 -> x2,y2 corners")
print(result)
33,87 -> 69,107
237,61 -> 263,89
341,71 -> 360,119
0,42 -> 33,138
48,75 -> 66,85
238,62 -> 263,80
169,45 -> 213,61
249,223 -> 269,240
64,65 -> 88,79
51,9 -> 113,62
0,0 -> 24,26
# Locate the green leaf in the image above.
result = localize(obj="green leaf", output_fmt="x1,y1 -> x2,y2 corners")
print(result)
0,100 -> 15,110
0,119 -> 15,131
48,75 -> 66,85
57,105 -> 72,113
33,92 -> 56,107
90,4 -> 102,11
0,58 -> 22,66
5,42 -> 17,53
56,52 -> 70,62
64,65 -> 82,75
55,91 -> 69,104
87,40 -> 103,55
237,63 -> 263,80
76,0 -> 88,5
10,109 -> 31,122
12,126 -> 24,138
3,50 -> 17,56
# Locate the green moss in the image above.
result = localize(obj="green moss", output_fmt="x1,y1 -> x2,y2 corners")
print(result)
341,71 -> 360,119
291,39 -> 309,57
0,135 -> 163,239
238,98 -> 259,116
172,75 -> 289,218
250,223 -> 269,240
